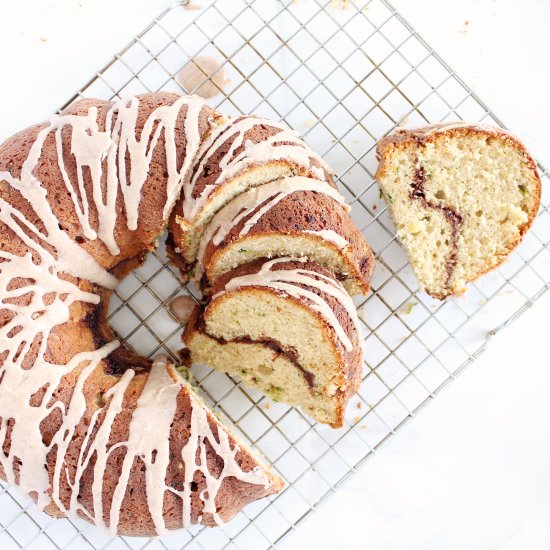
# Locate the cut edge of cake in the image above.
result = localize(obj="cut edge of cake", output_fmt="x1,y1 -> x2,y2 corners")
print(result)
169,360 -> 286,500
375,123 -> 541,299
167,114 -> 334,275
182,257 -> 363,428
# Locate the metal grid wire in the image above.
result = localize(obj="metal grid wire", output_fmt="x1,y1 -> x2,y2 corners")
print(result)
2,0 -> 550,548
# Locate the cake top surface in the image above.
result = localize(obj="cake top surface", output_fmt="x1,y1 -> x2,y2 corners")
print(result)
0,93 -> 280,535
182,115 -> 333,220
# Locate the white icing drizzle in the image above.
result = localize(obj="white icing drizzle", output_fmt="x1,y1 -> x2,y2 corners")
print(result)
304,229 -> 349,250
0,192 -> 120,509
0,171 -> 116,289
195,176 -> 348,279
216,257 -> 362,354
0,94 -> 271,535
174,367 -> 270,528
105,95 -> 205,237
182,116 -> 333,220
0,213 -> 269,535
98,356 -> 268,535
13,94 -> 206,257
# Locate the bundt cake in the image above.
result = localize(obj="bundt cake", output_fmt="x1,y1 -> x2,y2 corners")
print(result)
192,176 -> 374,295
376,123 -> 541,298
183,257 -> 364,428
0,92 -> 284,536
167,115 -> 334,277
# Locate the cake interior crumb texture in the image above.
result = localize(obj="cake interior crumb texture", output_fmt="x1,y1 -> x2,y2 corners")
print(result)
376,126 -> 541,298
185,284 -> 359,428
208,232 -> 366,295
176,162 -> 299,262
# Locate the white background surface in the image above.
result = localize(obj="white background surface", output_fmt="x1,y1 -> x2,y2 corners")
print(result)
1,1 -> 549,548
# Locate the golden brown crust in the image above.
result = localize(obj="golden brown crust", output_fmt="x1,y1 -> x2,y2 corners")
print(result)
0,92 -> 283,536
376,123 -> 542,298
184,259 -> 362,428
167,114 -> 335,269
201,191 -> 375,294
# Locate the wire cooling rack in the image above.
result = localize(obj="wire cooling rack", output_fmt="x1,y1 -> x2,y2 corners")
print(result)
1,0 -> 550,548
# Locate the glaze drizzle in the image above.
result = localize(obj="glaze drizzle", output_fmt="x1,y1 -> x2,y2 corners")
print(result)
182,116 -> 333,220
0,94 -> 271,535
195,176 -> 349,279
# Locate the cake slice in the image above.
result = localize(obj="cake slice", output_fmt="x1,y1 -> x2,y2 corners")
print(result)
183,257 -> 363,428
194,176 -> 374,296
168,115 -> 333,277
376,123 -> 541,298
143,356 -> 285,530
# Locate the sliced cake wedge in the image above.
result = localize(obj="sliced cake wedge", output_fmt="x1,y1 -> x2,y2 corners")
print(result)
194,176 -> 374,296
168,115 -> 333,278
182,257 -> 363,428
376,123 -> 541,298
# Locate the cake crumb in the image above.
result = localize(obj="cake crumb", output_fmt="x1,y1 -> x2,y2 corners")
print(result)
457,21 -> 469,35
356,401 -> 363,409
401,301 -> 418,315
305,119 -> 316,128
352,415 -> 361,424
39,37 -> 47,42
263,402 -> 271,410
358,305 -> 368,325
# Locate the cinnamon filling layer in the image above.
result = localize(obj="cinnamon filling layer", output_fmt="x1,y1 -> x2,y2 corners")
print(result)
197,323 -> 315,388
410,163 -> 463,290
